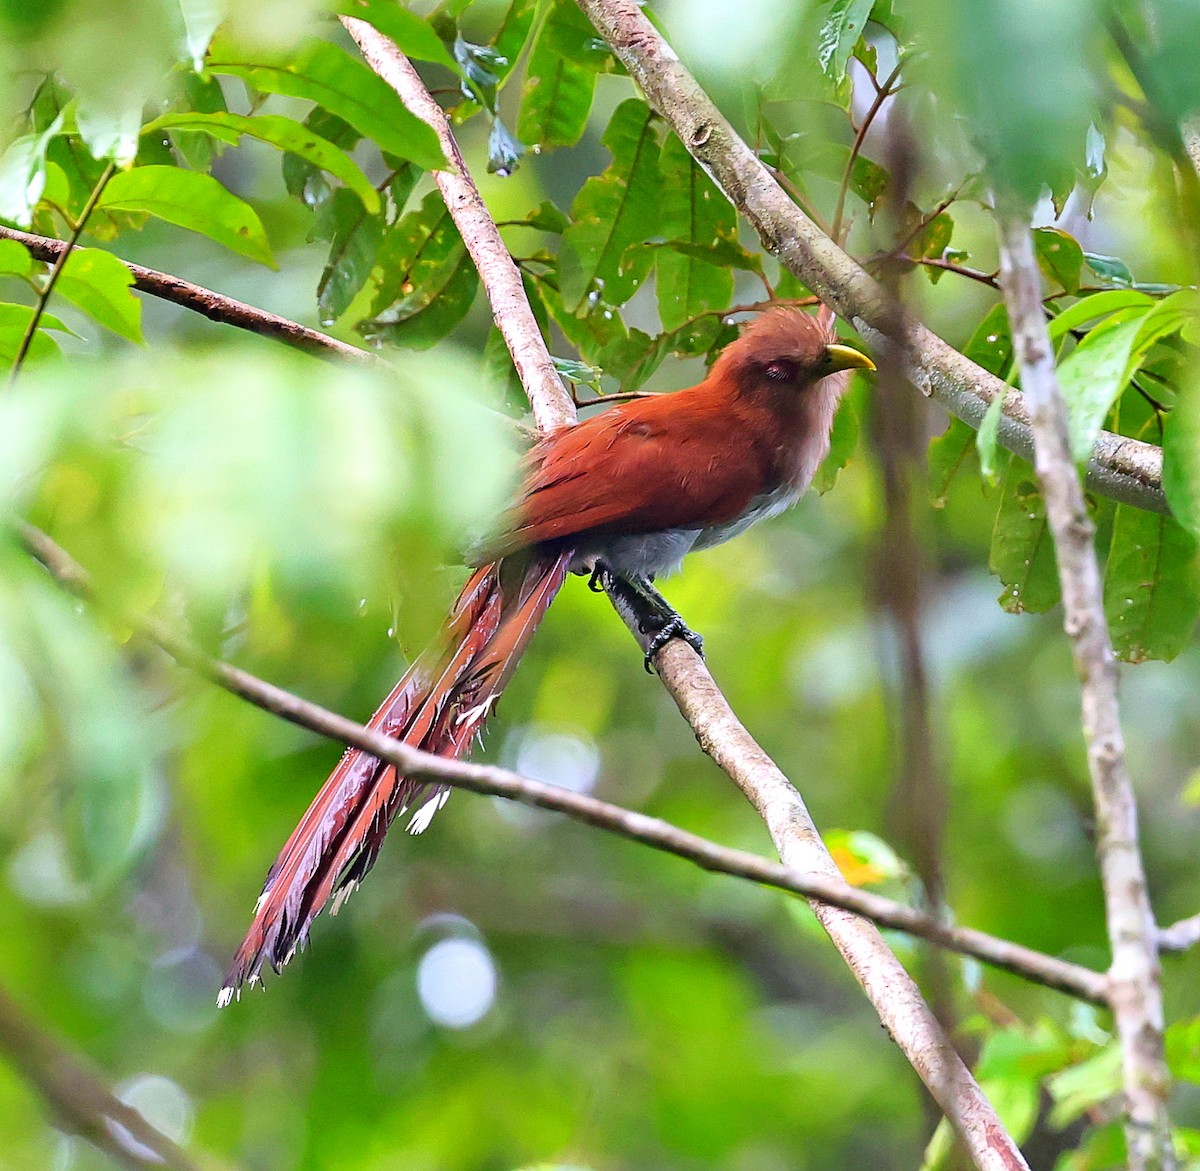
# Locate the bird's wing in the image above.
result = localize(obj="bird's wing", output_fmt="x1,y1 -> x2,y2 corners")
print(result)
481,393 -> 765,557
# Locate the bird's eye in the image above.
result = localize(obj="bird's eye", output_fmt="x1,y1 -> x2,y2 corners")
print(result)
765,359 -> 799,382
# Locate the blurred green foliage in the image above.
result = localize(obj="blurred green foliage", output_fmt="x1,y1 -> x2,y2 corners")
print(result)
0,1 -> 1198,1169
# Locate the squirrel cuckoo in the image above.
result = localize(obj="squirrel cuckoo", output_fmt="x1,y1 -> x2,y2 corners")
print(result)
219,305 -> 873,1003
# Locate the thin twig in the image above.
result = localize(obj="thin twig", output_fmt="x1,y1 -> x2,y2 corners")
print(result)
0,225 -> 379,367
575,388 -> 658,407
10,162 -> 114,381
14,521 -> 1109,1005
0,982 -> 211,1171
911,257 -> 1001,289
831,60 -> 904,244
575,0 -> 1165,516
997,215 -> 1173,1171
1159,911 -> 1200,953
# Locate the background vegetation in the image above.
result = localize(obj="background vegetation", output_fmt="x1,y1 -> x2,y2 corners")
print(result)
0,0 -> 1198,1168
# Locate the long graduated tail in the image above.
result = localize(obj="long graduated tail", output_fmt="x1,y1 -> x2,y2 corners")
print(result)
220,550 -> 571,1003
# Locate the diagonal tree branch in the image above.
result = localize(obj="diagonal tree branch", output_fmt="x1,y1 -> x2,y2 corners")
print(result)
574,0 -> 1165,517
0,981 -> 215,1171
16,521 -> 1108,1006
605,596 -> 1032,1171
340,15 -> 575,436
340,27 -> 1033,1171
997,217 -> 1173,1171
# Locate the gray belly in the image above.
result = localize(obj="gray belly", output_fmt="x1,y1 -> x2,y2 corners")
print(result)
570,484 -> 801,579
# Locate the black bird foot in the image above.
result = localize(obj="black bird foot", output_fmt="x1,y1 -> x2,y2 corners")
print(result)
587,564 -> 612,593
643,619 -> 705,672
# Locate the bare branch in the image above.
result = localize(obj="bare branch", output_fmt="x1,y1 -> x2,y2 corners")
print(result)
574,0 -> 1165,516
15,521 -> 1108,1006
339,16 -> 576,436
997,216 -> 1173,1171
604,594 -> 1034,1171
0,224 -> 379,367
0,982 -> 212,1171
1159,911 -> 1200,954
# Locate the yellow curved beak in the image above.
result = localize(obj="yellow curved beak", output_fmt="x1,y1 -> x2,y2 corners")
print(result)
822,343 -> 876,374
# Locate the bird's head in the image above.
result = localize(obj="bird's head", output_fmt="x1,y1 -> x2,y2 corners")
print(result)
713,306 -> 875,395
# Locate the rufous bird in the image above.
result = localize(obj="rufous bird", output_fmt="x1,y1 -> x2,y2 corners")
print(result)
219,305 -> 874,1003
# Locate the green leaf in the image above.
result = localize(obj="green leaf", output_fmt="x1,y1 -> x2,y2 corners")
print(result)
976,391 -> 1007,483
179,0 -> 224,70
76,100 -> 142,167
909,0 -> 1094,207
370,191 -> 463,318
990,458 -> 1060,614
281,108 -> 360,210
1055,292 -> 1195,464
928,416 -> 976,507
209,40 -> 447,172
1046,289 -> 1154,339
524,200 -> 570,234
0,113 -> 64,228
97,166 -> 275,267
359,191 -> 478,347
359,253 -> 478,350
653,237 -> 764,274
0,239 -> 33,278
0,303 -> 69,366
560,99 -> 661,311
600,315 -> 724,392
536,0 -> 614,69
490,0 -> 541,76
55,247 -> 143,343
142,112 -> 381,215
552,356 -> 603,391
315,189 -> 385,325
170,71 -> 230,172
1083,251 -> 1134,288
1034,226 -> 1083,294
911,211 -> 954,261
1047,1045 -> 1123,1128
963,303 -> 1013,376
850,155 -> 890,213
517,42 -> 597,148
817,0 -> 875,82
655,133 -> 736,331
1163,378 -> 1200,539
0,562 -> 155,888
1056,313 -> 1149,464
517,0 -> 611,148
337,0 -> 458,70
1167,1015 -> 1200,1085
964,303 -> 1013,481
1104,505 -> 1200,663
487,116 -> 525,176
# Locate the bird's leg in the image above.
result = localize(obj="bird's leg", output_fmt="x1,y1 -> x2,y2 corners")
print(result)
595,565 -> 704,671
